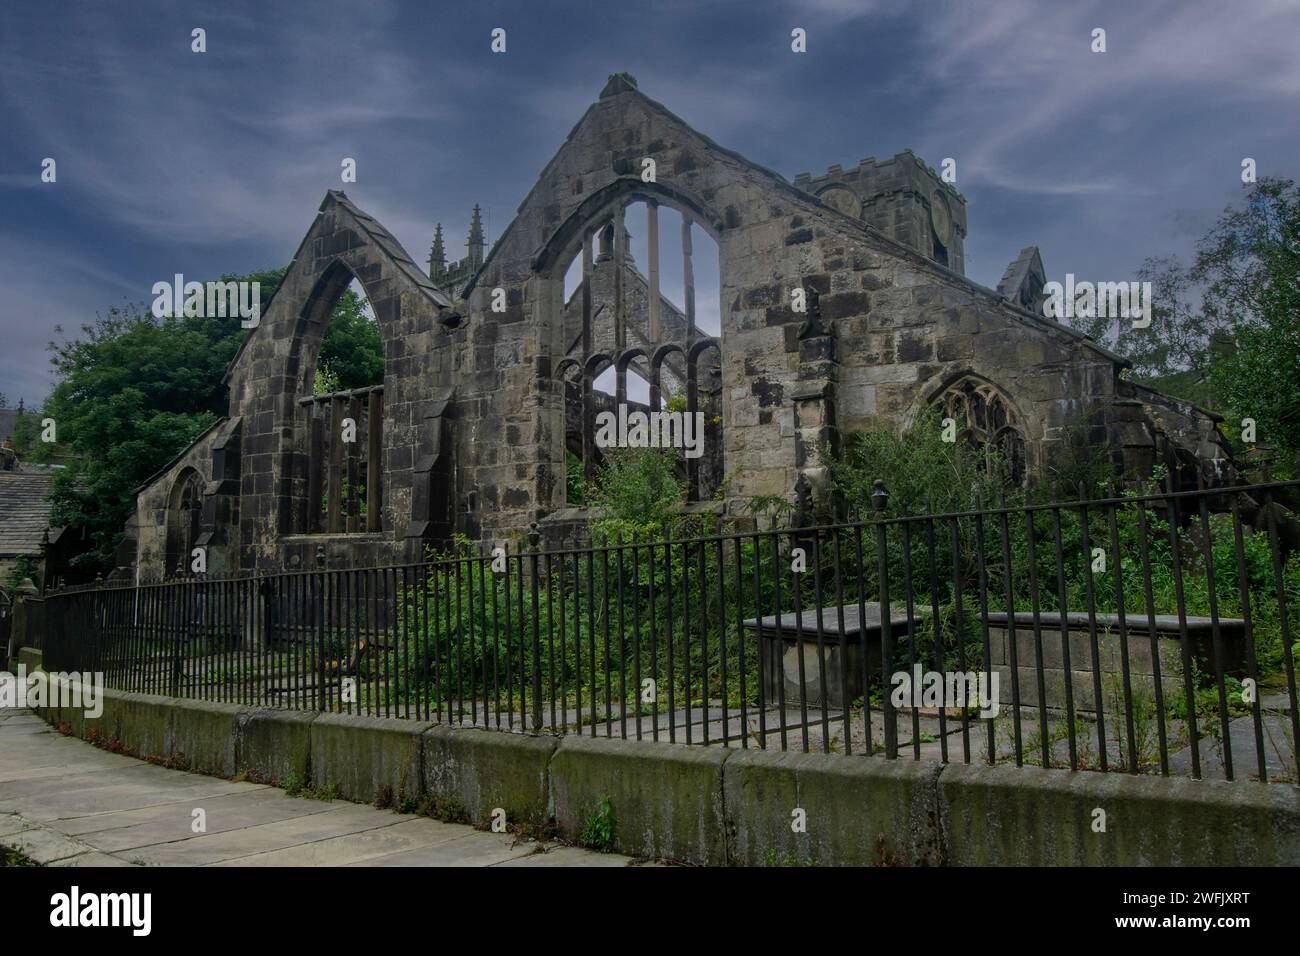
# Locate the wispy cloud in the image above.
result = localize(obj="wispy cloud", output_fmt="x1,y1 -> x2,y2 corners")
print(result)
1,0 -> 1297,407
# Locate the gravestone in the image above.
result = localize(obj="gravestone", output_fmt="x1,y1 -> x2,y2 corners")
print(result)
742,603 -> 923,709
984,611 -> 1247,716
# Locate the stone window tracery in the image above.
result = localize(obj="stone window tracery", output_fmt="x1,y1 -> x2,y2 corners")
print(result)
552,193 -> 724,504
936,377 -> 1027,485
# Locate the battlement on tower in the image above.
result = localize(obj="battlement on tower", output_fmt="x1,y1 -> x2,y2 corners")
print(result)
793,150 -> 967,274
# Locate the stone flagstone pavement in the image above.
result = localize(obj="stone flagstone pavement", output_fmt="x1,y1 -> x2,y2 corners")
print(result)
0,709 -> 646,867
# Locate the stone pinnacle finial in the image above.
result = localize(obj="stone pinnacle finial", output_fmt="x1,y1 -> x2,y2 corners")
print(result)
428,223 -> 446,279
468,205 -> 485,269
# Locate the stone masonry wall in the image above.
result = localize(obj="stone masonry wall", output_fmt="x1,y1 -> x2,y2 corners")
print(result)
129,76 -> 1230,574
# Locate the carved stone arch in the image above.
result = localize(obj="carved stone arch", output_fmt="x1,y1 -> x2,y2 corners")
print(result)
615,346 -> 649,371
686,338 -> 723,501
687,336 -> 721,365
531,178 -> 726,280
580,352 -> 616,486
165,467 -> 204,577
285,258 -> 380,398
615,346 -> 650,405
909,369 -> 1029,433
228,190 -> 452,542
556,358 -> 585,463
539,181 -> 727,514
917,371 -> 1029,485
278,258 -> 391,538
583,351 -> 615,382
554,357 -> 583,381
651,342 -> 687,410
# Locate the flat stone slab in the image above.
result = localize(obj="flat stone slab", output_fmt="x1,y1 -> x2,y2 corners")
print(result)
47,851 -> 137,867
1168,714 -> 1298,782
208,817 -> 479,867
343,832 -> 554,867
984,611 -> 1245,635
743,602 -> 924,637
75,790 -> 335,853
0,708 -> 636,867
494,845 -> 649,867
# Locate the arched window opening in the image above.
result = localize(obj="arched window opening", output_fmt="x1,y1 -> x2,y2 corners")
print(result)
165,469 -> 203,577
625,367 -> 650,407
297,272 -> 386,534
555,195 -> 723,504
936,378 -> 1027,486
313,278 -> 383,394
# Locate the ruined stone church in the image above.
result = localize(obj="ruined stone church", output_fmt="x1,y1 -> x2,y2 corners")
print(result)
121,73 -> 1230,581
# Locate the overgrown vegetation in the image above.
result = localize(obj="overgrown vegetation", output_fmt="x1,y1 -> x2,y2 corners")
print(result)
579,795 -> 617,853
4,555 -> 40,593
0,844 -> 41,867
280,771 -> 338,802
1069,177 -> 1300,475
585,446 -> 691,540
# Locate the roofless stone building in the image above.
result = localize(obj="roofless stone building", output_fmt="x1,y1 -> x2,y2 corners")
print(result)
118,73 -> 1231,581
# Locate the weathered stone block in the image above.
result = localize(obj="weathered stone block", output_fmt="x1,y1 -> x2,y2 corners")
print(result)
551,736 -> 729,864
939,762 -> 1300,866
235,708 -> 315,784
309,712 -> 432,803
164,698 -> 242,775
725,749 -> 944,866
422,726 -> 555,826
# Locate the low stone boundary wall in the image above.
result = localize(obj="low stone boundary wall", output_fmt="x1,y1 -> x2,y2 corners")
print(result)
28,680 -> 1300,866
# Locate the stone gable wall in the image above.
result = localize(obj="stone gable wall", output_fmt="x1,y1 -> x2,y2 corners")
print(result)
129,83 -> 1229,575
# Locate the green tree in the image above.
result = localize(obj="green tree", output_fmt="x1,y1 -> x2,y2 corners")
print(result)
316,286 -> 383,391
586,447 -> 687,539
38,266 -> 382,571
1209,180 -> 1300,465
37,304 -> 246,569
8,405 -> 40,458
1066,178 -> 1299,436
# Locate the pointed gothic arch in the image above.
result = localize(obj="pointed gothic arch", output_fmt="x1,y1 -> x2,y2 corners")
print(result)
542,185 -> 726,505
929,373 -> 1028,485
165,468 -> 204,577
234,190 -> 453,541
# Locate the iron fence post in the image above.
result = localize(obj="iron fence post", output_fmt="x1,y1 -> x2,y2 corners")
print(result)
872,479 -> 896,759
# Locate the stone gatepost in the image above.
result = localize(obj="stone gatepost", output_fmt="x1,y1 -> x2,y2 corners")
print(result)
7,578 -> 43,671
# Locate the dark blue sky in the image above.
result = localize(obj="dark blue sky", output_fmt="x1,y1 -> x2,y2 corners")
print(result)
2,0 -> 1297,406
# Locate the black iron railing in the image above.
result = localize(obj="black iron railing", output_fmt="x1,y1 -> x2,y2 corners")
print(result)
41,481 -> 1300,783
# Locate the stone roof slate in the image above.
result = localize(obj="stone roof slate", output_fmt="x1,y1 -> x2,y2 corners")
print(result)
0,470 -> 55,558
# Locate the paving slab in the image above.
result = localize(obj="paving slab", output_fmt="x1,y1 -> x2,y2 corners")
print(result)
74,791 -> 340,853
128,803 -> 441,866
493,845 -> 647,867
209,817 -> 473,867
1168,714 -> 1298,782
10,774 -> 259,824
0,708 -> 640,867
2,824 -> 98,864
0,721 -> 56,736
343,831 -> 544,867
0,813 -> 31,839
47,851 -> 138,867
